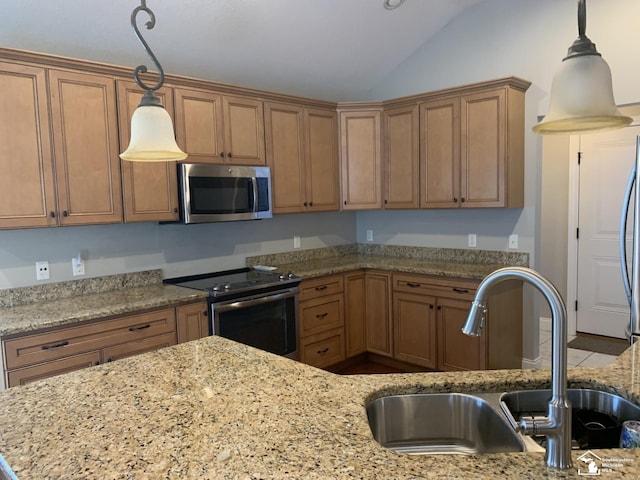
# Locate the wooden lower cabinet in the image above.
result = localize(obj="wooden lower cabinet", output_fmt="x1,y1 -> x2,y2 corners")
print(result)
437,297 -> 485,371
364,272 -> 392,356
1,305 -> 189,388
393,291 -> 437,368
298,274 -> 346,368
176,301 -> 209,343
344,271 -> 366,357
300,328 -> 346,369
6,351 -> 101,387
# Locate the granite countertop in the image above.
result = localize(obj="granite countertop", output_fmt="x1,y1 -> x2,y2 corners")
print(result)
0,284 -> 207,337
0,336 -> 638,479
246,244 -> 530,281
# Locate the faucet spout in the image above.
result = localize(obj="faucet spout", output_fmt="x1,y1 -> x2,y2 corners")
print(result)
461,266 -> 572,470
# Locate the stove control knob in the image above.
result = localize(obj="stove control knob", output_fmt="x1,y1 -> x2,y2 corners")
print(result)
279,273 -> 286,280
288,272 -> 296,279
224,282 -> 232,290
212,284 -> 223,292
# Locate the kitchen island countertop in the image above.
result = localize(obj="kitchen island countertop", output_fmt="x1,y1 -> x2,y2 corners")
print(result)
0,334 -> 638,479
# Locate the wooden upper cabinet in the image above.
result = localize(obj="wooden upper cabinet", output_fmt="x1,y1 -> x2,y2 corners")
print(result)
339,108 -> 383,210
223,95 -> 265,165
384,104 -> 419,209
265,104 -> 339,214
305,107 -> 340,212
420,84 -> 526,209
265,102 -> 307,213
48,69 -> 123,225
174,88 -> 265,165
461,87 -> 523,208
116,80 -> 179,222
420,97 -> 460,208
174,87 -> 225,163
0,61 -> 57,229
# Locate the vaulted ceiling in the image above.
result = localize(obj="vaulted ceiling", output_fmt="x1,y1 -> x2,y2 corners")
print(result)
1,0 -> 490,100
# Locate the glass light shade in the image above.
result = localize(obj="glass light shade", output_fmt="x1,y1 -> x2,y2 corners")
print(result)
120,105 -> 188,162
533,54 -> 632,135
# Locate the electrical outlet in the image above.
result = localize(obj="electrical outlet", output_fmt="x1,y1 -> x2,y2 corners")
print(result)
468,234 -> 477,248
366,229 -> 373,242
36,261 -> 50,280
72,256 -> 85,276
509,234 -> 519,249
293,235 -> 301,249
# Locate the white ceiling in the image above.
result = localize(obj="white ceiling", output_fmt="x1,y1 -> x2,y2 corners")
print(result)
0,0 -> 490,101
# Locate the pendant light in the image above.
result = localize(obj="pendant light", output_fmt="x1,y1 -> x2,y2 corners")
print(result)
120,0 -> 187,162
533,0 -> 632,135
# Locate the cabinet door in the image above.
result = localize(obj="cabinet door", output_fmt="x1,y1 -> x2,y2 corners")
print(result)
384,104 -> 419,209
344,272 -> 367,357
393,292 -> 438,369
365,272 -> 392,356
0,62 -> 57,228
420,97 -> 460,208
6,351 -> 101,388
264,102 -> 306,213
176,301 -> 209,343
48,69 -> 123,225
117,80 -> 179,222
102,332 -> 177,363
305,107 -> 340,212
174,87 -> 225,163
223,95 -> 265,165
437,297 -> 486,371
340,109 -> 382,210
460,88 -> 506,207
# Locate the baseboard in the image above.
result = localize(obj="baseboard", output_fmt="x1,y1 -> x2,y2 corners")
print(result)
522,356 -> 542,369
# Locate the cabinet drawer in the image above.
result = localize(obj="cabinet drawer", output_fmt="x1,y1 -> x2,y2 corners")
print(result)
299,275 -> 344,301
102,332 -> 177,363
392,273 -> 477,300
3,308 -> 176,369
300,327 -> 346,369
300,294 -> 344,337
6,351 -> 102,388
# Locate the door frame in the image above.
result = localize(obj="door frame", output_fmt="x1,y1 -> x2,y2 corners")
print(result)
566,105 -> 640,338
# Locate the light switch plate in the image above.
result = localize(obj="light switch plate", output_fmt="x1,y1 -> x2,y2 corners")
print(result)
509,234 -> 519,249
293,235 -> 301,249
366,229 -> 373,242
72,257 -> 85,276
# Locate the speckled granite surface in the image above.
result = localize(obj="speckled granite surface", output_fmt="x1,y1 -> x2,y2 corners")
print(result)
0,336 -> 638,479
0,271 -> 207,337
248,244 -> 529,280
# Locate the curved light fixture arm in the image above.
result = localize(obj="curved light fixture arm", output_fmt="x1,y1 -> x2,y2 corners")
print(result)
566,0 -> 599,58
131,0 -> 164,96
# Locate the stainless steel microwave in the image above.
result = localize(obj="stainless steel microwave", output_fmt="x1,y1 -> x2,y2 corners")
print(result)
178,163 -> 272,223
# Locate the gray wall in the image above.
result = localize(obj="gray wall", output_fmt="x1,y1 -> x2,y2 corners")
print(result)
0,212 -> 356,289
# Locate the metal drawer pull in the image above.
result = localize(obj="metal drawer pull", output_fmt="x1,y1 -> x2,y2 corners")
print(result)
407,282 -> 422,288
316,312 -> 328,319
453,288 -> 470,294
128,324 -> 151,332
41,340 -> 69,350
315,285 -> 328,291
317,347 -> 329,354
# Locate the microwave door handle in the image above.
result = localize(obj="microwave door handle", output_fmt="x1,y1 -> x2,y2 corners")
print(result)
250,177 -> 258,212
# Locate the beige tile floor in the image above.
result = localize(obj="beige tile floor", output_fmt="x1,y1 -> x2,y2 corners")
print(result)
539,319 -> 620,369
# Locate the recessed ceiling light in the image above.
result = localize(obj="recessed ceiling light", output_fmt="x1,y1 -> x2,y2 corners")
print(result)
383,0 -> 405,10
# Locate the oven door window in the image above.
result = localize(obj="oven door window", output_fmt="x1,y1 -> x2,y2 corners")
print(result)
213,294 -> 297,357
190,177 -> 253,214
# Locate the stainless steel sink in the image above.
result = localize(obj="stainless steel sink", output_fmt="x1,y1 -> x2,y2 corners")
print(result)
500,389 -> 640,450
366,393 -> 525,455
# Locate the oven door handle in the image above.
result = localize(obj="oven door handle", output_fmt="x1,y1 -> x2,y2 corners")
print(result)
214,289 -> 298,311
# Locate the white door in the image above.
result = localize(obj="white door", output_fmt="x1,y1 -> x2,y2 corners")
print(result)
576,121 -> 640,338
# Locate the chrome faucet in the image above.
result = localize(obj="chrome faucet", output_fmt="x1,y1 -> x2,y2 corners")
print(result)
462,266 -> 572,470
